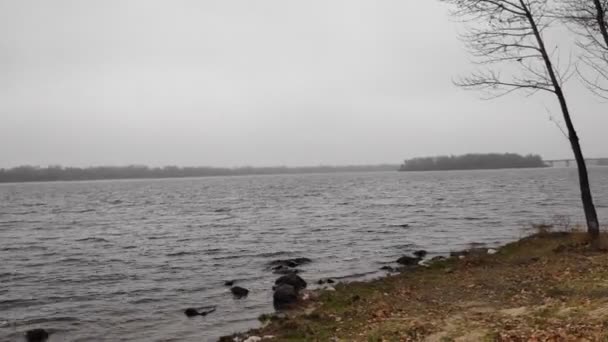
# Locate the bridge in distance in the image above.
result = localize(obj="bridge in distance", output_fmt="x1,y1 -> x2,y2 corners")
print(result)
544,158 -> 608,167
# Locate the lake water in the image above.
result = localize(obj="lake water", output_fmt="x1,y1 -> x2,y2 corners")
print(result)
1,168 -> 608,341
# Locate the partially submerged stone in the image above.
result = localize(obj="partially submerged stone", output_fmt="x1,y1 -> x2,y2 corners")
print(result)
275,273 -> 307,291
25,329 -> 49,342
231,286 -> 250,299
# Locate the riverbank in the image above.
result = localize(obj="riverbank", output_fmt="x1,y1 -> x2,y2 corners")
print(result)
224,230 -> 608,341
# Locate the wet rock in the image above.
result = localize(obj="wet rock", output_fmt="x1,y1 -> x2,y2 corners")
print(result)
469,247 -> 489,255
396,255 -> 419,266
275,273 -> 307,291
184,307 -> 216,317
317,278 -> 335,285
272,265 -> 299,275
487,248 -> 497,255
25,329 -> 49,342
450,250 -> 469,258
184,308 -> 200,317
231,286 -> 249,298
224,280 -> 235,286
413,250 -> 428,258
273,284 -> 298,309
268,258 -> 311,268
244,336 -> 262,342
380,265 -> 396,272
418,259 -> 431,267
218,335 -> 238,342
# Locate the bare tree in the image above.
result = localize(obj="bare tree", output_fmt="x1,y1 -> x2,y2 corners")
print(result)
557,0 -> 608,97
442,0 -> 601,240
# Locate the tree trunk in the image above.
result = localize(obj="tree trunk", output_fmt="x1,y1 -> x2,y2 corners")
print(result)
569,133 -> 601,239
521,0 -> 601,240
592,0 -> 608,49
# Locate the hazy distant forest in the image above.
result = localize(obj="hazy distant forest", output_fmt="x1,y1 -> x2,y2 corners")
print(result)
0,153 -> 551,183
0,164 -> 399,183
399,153 -> 547,171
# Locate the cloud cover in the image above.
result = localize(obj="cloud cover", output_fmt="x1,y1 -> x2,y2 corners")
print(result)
0,0 -> 606,167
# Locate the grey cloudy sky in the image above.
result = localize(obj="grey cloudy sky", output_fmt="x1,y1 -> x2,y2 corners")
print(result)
1,0 -> 606,167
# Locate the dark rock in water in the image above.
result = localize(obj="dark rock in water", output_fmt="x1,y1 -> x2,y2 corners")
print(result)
25,329 -> 49,342
272,265 -> 299,275
224,280 -> 235,286
292,257 -> 312,265
397,255 -> 419,265
231,286 -> 249,298
218,334 -> 239,342
184,307 -> 216,317
184,308 -> 200,317
326,278 -> 335,284
317,279 -> 326,285
273,284 -> 298,309
317,278 -> 334,285
380,265 -> 395,272
268,257 -> 312,268
413,250 -> 428,258
450,250 -> 468,258
275,273 -> 307,291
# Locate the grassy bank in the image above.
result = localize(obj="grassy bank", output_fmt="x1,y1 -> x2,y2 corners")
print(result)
227,230 -> 608,341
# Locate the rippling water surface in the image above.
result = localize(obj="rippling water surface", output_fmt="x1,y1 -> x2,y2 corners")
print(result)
1,168 -> 608,341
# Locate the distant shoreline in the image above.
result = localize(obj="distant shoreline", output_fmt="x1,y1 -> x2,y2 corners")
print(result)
398,164 -> 548,172
0,165 -> 400,184
399,153 -> 548,172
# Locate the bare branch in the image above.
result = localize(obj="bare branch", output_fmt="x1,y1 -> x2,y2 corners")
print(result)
556,0 -> 608,96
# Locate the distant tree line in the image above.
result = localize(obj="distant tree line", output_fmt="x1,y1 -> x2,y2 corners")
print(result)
399,153 -> 547,172
0,164 -> 400,183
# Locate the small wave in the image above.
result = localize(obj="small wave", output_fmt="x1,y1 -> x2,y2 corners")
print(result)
74,209 -> 95,213
22,203 -> 46,207
1,245 -> 47,252
389,224 -> 411,228
0,298 -> 40,310
22,316 -> 80,325
166,251 -> 197,257
257,251 -> 290,258
0,220 -> 25,224
211,254 -> 245,261
3,210 -> 37,215
57,257 -> 86,264
148,236 -> 170,240
75,237 -> 110,243
463,217 -> 487,221
129,297 -> 160,304
213,208 -> 231,213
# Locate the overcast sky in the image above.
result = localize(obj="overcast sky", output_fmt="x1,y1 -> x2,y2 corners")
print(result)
1,0 -> 606,167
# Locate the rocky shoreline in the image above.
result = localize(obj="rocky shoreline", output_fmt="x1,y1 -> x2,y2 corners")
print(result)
215,243 -> 503,342
213,231 -> 608,341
